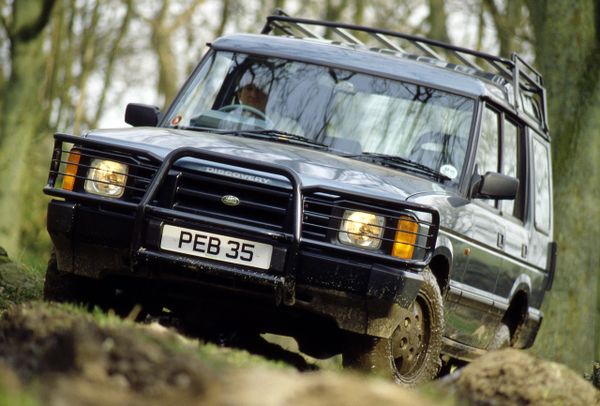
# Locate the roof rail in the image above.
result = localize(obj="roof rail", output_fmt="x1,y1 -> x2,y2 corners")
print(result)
261,10 -> 548,132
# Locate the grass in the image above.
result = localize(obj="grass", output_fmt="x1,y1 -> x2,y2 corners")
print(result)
0,390 -> 38,406
195,340 -> 294,370
53,302 -> 298,372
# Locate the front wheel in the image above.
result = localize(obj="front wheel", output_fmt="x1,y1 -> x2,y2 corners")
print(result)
343,268 -> 444,385
43,252 -> 97,304
43,252 -> 132,316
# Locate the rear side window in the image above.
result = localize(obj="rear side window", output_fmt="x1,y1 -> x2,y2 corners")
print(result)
533,138 -> 551,232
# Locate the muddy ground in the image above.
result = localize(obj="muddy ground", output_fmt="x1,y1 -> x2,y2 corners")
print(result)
0,303 -> 597,406
0,250 -> 598,405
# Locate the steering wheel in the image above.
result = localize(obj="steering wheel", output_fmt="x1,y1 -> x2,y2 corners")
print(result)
218,104 -> 268,121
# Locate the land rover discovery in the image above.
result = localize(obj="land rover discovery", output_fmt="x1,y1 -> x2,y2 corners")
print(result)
43,12 -> 556,384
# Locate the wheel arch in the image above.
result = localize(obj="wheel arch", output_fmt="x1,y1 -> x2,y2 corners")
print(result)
502,285 -> 530,338
429,236 -> 453,295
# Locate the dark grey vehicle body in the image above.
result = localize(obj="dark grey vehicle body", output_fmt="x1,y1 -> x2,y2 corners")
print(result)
44,20 -> 554,364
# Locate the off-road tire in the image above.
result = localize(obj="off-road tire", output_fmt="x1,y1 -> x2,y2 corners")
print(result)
343,268 -> 444,385
44,252 -> 91,303
44,253 -> 137,316
44,252 -> 104,307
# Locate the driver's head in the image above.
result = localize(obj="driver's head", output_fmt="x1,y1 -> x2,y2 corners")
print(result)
237,83 -> 268,112
236,67 -> 271,112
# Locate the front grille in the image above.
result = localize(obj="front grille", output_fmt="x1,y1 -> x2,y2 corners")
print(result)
303,194 -> 335,240
171,168 -> 293,232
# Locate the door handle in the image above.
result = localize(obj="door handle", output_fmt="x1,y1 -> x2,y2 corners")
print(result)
497,233 -> 505,249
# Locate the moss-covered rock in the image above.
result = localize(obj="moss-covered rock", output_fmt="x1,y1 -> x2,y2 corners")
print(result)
0,248 -> 43,310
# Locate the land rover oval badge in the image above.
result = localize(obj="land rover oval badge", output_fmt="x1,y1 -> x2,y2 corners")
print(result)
221,195 -> 240,207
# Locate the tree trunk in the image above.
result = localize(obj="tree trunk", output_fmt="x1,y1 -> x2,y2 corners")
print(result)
426,0 -> 450,43
526,0 -> 600,371
483,0 -> 524,57
0,0 -> 56,256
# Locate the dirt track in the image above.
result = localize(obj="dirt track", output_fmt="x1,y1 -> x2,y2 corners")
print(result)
0,303 -> 597,406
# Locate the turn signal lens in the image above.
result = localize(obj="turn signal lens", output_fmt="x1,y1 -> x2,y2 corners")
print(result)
84,159 -> 128,198
392,216 -> 419,259
338,210 -> 385,250
62,149 -> 81,191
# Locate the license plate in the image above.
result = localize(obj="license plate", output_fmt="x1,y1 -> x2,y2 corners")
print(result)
160,224 -> 273,270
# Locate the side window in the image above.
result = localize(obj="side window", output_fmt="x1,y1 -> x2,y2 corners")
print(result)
475,107 -> 499,207
500,118 -> 524,219
533,138 -> 551,232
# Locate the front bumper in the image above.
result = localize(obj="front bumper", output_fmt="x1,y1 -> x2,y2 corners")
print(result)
49,199 -> 424,338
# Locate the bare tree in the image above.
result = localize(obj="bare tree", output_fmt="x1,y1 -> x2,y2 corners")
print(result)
135,0 -> 205,106
0,0 -> 139,257
482,0 -> 529,57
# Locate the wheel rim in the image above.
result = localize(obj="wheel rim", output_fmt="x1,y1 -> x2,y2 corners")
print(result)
391,295 -> 432,377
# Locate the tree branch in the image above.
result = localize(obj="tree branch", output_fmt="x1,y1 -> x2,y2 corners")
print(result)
426,0 -> 450,43
14,0 -> 57,42
0,13 -> 9,37
92,0 -> 134,126
129,2 -> 152,24
166,0 -> 204,34
216,0 -> 230,37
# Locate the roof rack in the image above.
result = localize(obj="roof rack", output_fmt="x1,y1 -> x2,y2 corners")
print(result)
261,10 -> 548,132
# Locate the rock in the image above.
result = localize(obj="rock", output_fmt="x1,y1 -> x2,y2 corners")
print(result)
453,349 -> 599,405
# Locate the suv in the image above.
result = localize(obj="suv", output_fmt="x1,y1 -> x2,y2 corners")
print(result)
43,12 -> 556,384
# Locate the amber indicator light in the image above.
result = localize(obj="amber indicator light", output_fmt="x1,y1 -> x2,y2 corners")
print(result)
392,216 -> 418,259
62,149 -> 81,191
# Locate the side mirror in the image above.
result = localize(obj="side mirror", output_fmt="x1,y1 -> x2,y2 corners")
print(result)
125,103 -> 161,127
470,172 -> 518,200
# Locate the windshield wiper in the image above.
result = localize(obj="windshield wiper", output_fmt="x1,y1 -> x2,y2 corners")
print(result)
170,124 -> 222,133
229,129 -> 329,149
171,126 -> 327,149
345,152 -> 451,182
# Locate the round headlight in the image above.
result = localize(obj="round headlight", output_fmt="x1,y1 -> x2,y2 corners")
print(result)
84,159 -> 128,198
338,210 -> 385,249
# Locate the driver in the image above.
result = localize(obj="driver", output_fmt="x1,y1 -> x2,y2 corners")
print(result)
229,70 -> 304,135
237,83 -> 268,113
232,66 -> 272,116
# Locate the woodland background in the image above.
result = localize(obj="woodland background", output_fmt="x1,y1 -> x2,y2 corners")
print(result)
0,0 -> 598,373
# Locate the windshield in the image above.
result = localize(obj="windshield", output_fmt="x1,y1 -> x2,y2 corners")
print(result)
165,51 -> 475,184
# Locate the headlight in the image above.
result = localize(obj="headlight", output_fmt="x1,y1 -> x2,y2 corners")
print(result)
84,159 -> 128,198
338,210 -> 385,249
392,215 -> 419,259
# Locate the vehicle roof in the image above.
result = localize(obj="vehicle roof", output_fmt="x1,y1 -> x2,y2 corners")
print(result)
211,34 -> 511,102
